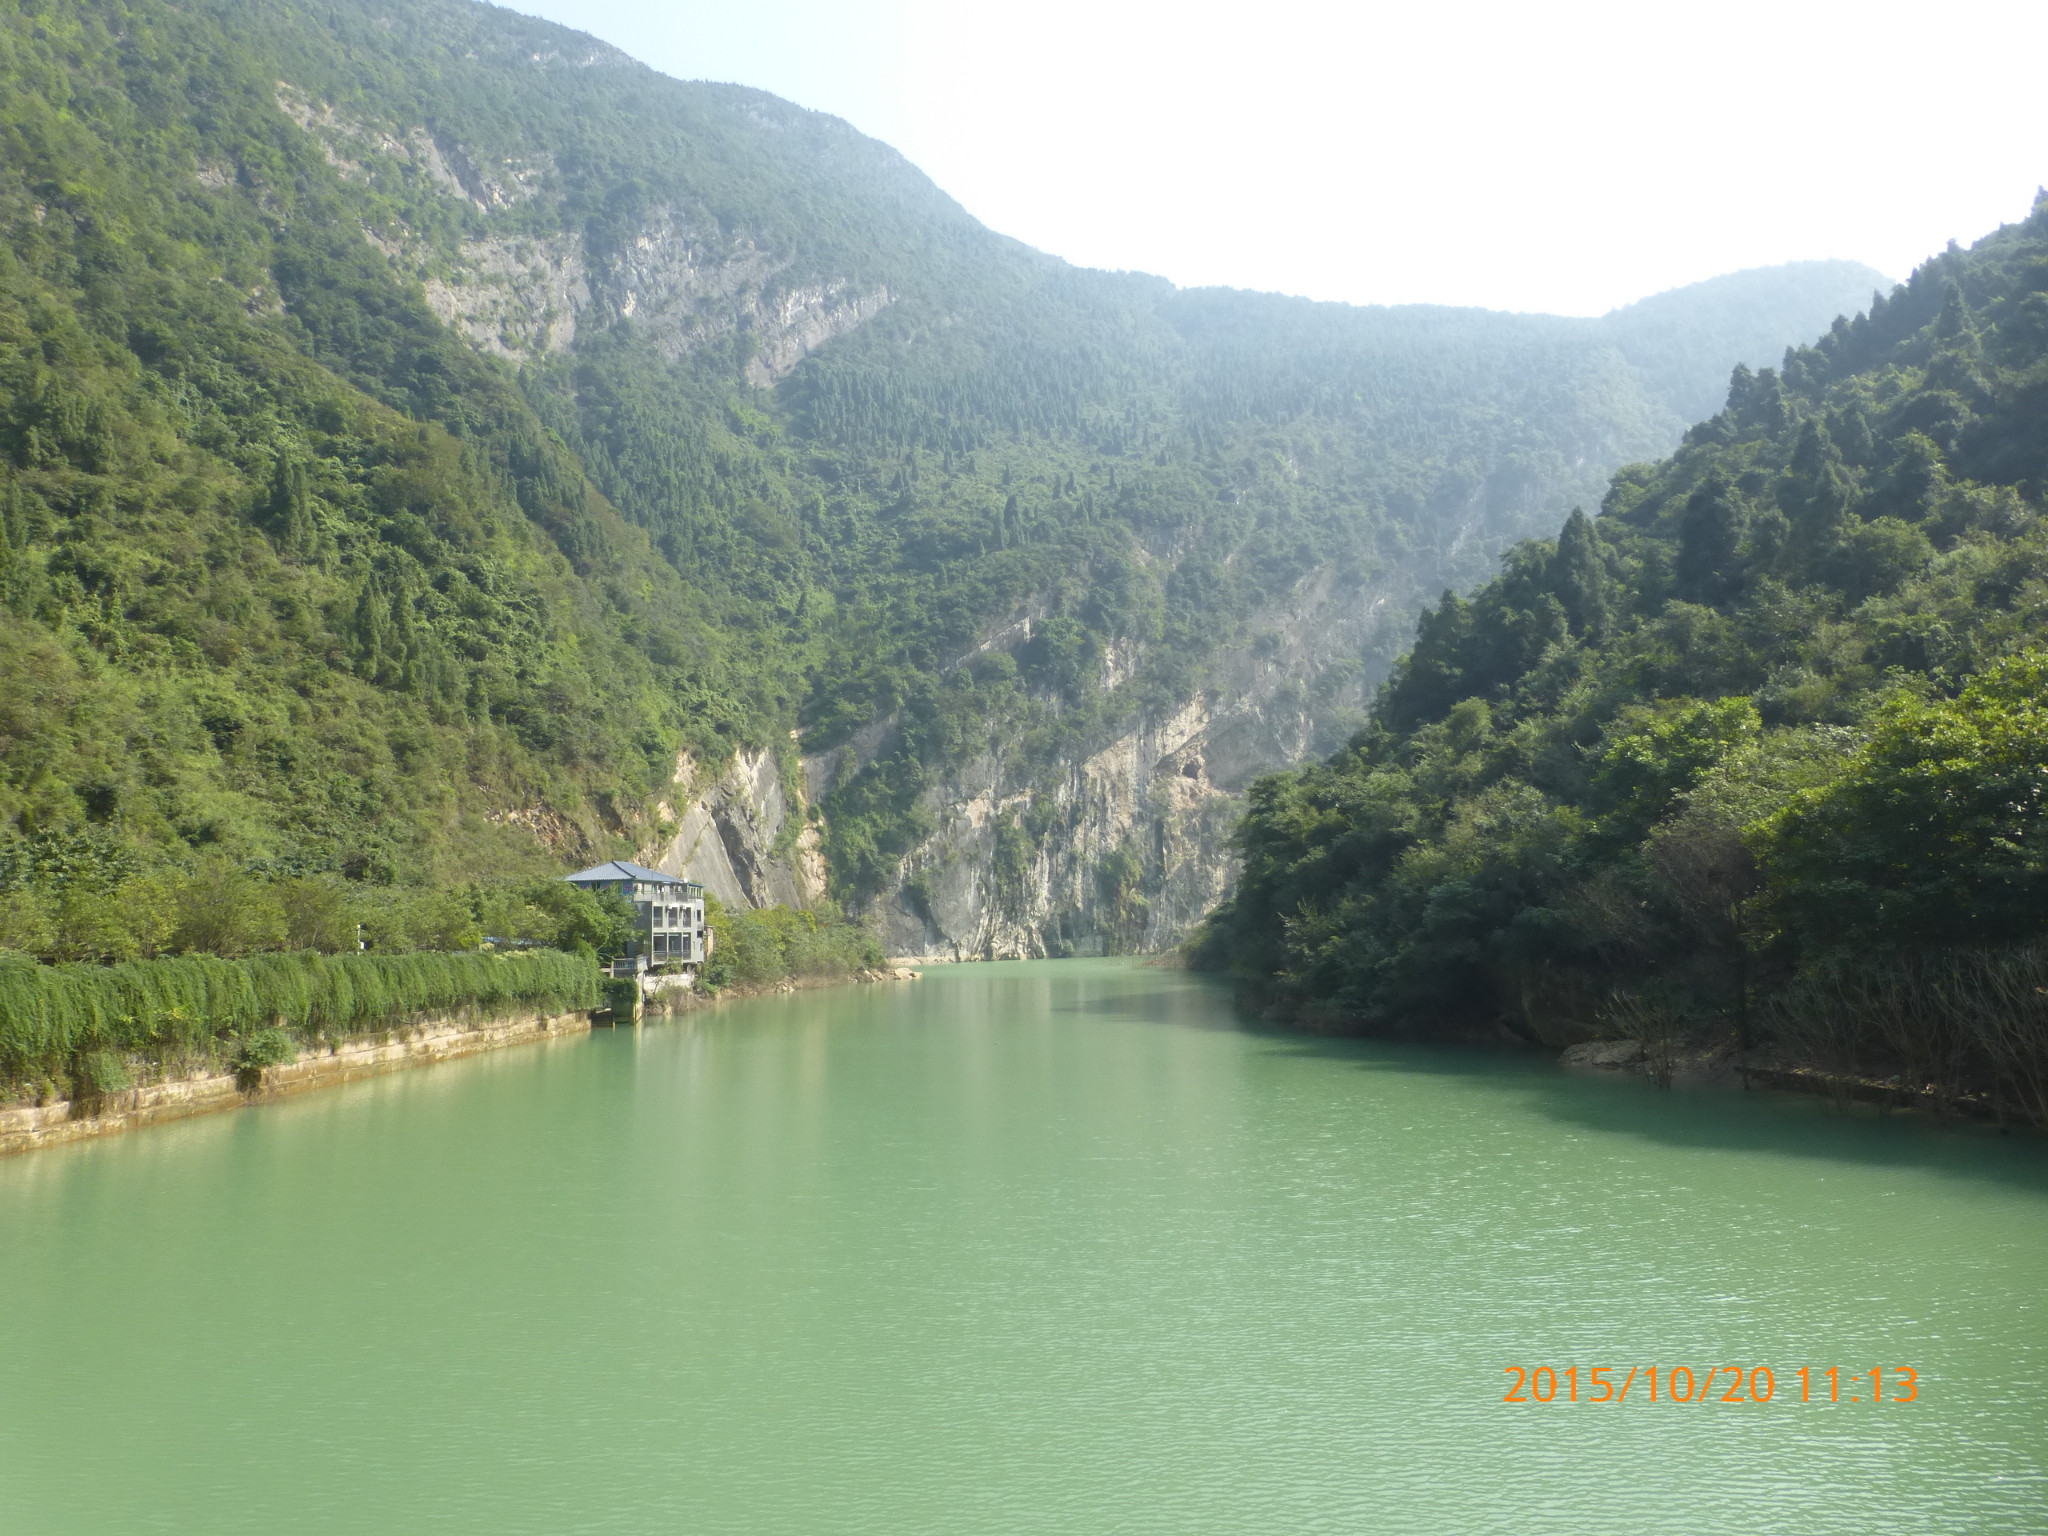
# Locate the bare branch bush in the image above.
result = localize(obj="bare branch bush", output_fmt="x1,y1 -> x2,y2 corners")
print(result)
1600,990 -> 1685,1088
1948,944 -> 2048,1128
1761,945 -> 2048,1127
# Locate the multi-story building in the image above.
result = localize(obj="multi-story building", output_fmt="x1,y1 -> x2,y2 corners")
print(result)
561,861 -> 711,975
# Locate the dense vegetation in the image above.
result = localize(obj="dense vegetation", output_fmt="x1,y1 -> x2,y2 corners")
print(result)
0,0 -> 721,900
0,0 -> 1881,939
0,945 -> 595,1101
0,830 -> 648,959
1195,201 -> 2048,1124
701,893 -> 885,990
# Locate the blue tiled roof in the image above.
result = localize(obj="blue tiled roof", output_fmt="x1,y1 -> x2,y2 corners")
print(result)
562,860 -> 698,886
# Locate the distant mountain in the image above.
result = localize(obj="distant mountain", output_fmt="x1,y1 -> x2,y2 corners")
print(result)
1599,260 -> 1899,423
0,0 -> 1890,957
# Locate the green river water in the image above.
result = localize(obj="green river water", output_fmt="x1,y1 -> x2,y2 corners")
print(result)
2,958 -> 2045,1534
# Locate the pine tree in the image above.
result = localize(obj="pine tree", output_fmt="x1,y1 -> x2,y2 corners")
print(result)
1675,474 -> 1747,605
1874,433 -> 1947,523
1550,508 -> 1608,637
267,456 -> 317,560
1,473 -> 22,550
1936,281 -> 1972,341
1778,420 -> 1854,553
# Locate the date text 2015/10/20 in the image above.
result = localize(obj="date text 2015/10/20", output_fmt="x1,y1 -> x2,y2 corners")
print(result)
1502,1366 -> 1919,1405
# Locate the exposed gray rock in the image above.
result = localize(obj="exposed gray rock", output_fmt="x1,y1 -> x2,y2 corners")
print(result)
272,85 -> 891,371
742,282 -> 895,385
646,751 -> 824,912
422,234 -> 589,358
658,559 -> 1407,958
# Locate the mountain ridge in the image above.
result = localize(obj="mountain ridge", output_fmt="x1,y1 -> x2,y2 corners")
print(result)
0,0 -> 1896,961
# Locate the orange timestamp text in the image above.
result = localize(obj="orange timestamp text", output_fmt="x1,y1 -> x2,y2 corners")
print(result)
1502,1365 -> 1919,1405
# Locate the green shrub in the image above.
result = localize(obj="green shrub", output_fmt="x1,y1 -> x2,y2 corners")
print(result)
73,1047 -> 133,1104
701,895 -> 883,989
0,866 -> 652,968
0,948 -> 598,1100
231,1027 -> 297,1092
171,861 -> 288,958
1760,651 -> 2048,951
277,878 -> 355,954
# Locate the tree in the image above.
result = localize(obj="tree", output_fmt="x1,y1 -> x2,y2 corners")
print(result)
1761,651 -> 2048,951
266,455 -> 318,560
1871,432 -> 1947,524
1777,420 -> 1852,551
1592,698 -> 1762,832
1675,474 -> 1747,605
1551,508 -> 1608,637
521,881 -> 638,957
278,876 -> 354,952
172,861 -> 287,957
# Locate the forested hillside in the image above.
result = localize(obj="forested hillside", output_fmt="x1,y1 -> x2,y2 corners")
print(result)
1195,200 -> 2048,1122
0,0 -> 1885,960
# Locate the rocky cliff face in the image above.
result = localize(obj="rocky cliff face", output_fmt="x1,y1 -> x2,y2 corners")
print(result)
640,561 -> 1402,958
417,208 -> 892,376
859,564 -> 1402,960
276,85 -> 892,374
643,750 -> 827,911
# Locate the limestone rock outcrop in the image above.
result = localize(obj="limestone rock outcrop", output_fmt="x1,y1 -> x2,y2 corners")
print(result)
647,561 -> 1400,959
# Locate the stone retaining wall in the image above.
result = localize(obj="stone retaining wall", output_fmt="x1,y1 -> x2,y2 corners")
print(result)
0,1009 -> 591,1158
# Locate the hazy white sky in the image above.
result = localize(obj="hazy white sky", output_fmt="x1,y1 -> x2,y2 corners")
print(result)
506,0 -> 2046,316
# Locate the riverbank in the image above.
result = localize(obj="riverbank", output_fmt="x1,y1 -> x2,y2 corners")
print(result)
1227,952 -> 2048,1132
1559,1037 -> 2022,1124
2,966 -> 925,1157
628,966 -> 922,1021
0,1008 -> 594,1157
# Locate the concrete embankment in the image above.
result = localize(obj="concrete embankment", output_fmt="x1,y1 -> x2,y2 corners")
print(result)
3,969 -> 927,1158
0,1009 -> 591,1158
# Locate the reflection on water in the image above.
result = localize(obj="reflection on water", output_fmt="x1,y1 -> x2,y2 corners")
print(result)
2,959 -> 2043,1535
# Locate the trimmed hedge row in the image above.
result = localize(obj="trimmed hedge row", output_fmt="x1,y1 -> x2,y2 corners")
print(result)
0,948 -> 598,1094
